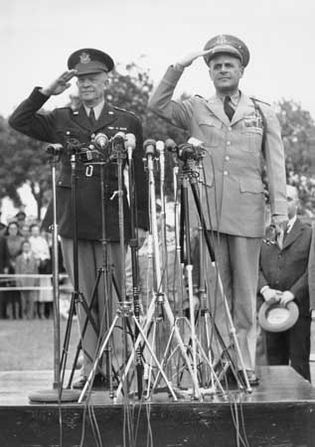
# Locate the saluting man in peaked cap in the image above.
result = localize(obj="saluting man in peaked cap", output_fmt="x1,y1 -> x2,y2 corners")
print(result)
149,35 -> 288,386
9,48 -> 149,389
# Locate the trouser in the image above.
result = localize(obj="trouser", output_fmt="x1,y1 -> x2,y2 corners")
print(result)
61,237 -> 125,376
20,291 -> 35,319
265,313 -> 311,381
198,232 -> 262,371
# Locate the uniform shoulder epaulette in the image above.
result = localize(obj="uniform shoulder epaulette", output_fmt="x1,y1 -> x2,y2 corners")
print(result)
194,94 -> 207,104
113,105 -> 140,120
56,106 -> 72,112
250,96 -> 271,107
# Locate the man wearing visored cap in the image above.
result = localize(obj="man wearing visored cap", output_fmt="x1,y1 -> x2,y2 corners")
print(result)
9,48 -> 149,389
149,35 -> 287,386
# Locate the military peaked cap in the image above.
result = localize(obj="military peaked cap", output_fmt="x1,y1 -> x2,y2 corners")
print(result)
67,48 -> 114,75
203,35 -> 250,67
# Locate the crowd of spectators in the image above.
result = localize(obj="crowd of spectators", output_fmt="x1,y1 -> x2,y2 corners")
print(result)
287,171 -> 315,218
0,209 -> 65,319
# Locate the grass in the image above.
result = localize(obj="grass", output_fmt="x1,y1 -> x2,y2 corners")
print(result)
0,319 -> 79,371
1,317 -> 315,383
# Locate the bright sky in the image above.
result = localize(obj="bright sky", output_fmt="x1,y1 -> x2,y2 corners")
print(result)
2,0 -> 315,119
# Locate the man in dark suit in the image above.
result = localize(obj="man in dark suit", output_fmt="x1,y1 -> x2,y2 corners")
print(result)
258,185 -> 312,381
9,48 -> 149,388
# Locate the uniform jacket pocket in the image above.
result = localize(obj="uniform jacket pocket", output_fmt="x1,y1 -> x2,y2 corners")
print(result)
239,178 -> 264,194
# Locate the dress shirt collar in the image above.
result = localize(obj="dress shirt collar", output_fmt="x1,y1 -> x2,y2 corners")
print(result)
286,215 -> 297,233
217,90 -> 241,107
83,99 -> 105,120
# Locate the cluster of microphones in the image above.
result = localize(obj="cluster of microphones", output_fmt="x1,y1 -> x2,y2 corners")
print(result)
143,137 -> 205,162
46,133 -> 205,164
46,131 -> 137,164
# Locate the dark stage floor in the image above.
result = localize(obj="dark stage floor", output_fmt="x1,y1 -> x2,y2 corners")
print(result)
1,366 -> 315,446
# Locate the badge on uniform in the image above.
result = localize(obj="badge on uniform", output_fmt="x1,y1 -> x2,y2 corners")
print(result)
244,111 -> 263,133
107,126 -> 128,131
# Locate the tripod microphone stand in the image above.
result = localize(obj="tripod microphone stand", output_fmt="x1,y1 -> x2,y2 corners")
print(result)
115,139 -> 203,401
59,140 -> 101,391
126,133 -> 144,399
78,133 -> 146,402
153,154 -> 224,397
64,133 -> 137,398
156,140 -> 169,302
29,144 -> 80,403
186,153 -> 252,393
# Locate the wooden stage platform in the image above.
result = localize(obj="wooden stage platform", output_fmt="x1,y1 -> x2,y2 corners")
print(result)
0,366 -> 315,447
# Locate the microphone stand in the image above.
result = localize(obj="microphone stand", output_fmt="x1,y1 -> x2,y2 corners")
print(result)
127,139 -> 144,399
29,146 -> 80,403
188,159 -> 252,392
78,137 -> 134,402
60,143 -> 99,390
179,161 -> 199,394
115,141 -> 202,401
157,141 -> 169,303
196,169 -> 213,387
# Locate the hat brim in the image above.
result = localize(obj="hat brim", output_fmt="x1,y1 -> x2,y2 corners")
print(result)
67,49 -> 114,74
204,44 -> 243,66
258,301 -> 299,333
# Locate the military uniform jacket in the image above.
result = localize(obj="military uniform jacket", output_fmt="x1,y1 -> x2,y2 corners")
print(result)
258,218 -> 312,316
9,88 -> 149,241
148,65 -> 287,237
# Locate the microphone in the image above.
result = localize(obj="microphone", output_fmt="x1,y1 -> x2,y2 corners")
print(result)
156,141 -> 165,182
143,139 -> 156,157
112,131 -> 126,143
93,133 -> 109,150
111,132 -> 126,153
165,138 -> 178,153
83,145 -> 95,161
45,143 -> 63,156
156,140 -> 165,154
187,137 -> 205,148
125,133 -> 136,159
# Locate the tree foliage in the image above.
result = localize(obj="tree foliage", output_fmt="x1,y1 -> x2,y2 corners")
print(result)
276,99 -> 315,213
276,99 -> 315,176
0,116 -> 52,218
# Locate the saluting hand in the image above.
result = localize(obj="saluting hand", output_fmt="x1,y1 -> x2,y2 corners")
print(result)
176,49 -> 213,68
40,70 -> 77,97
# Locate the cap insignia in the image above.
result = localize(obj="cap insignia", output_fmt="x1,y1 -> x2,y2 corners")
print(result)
80,52 -> 91,64
217,35 -> 227,44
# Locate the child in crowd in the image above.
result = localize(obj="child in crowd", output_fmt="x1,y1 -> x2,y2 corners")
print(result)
15,240 -> 38,319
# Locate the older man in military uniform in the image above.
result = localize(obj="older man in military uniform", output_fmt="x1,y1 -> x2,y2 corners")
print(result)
149,35 -> 287,385
9,48 -> 148,388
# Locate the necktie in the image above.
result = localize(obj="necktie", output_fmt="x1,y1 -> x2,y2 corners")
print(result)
277,229 -> 284,250
89,108 -> 96,127
224,96 -> 235,121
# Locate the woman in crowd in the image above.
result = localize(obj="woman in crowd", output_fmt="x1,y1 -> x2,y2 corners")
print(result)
28,223 -> 51,318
